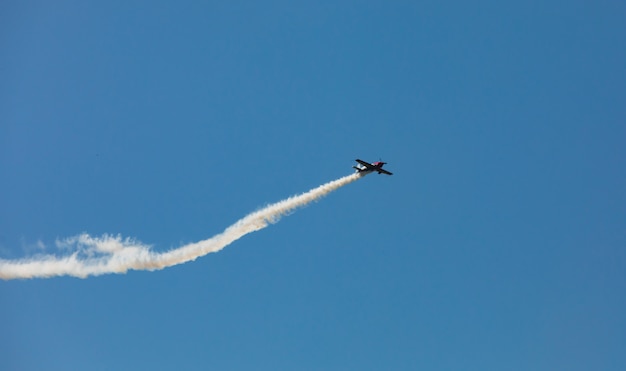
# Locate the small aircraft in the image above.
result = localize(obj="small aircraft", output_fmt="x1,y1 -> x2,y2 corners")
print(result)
353,159 -> 393,175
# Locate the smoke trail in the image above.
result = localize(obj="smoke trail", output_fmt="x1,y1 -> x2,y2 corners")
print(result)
0,173 -> 363,280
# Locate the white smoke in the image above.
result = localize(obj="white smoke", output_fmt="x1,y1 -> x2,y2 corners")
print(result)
0,173 -> 363,280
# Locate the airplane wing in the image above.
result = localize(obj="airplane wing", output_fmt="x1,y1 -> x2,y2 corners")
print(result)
378,168 -> 393,175
355,159 -> 374,169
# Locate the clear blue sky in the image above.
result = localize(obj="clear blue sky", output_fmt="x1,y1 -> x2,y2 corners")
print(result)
1,1 -> 625,370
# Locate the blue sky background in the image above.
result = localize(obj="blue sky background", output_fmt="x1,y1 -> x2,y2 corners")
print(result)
1,1 -> 625,370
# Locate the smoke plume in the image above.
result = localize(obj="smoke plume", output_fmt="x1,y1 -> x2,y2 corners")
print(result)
0,173 -> 363,280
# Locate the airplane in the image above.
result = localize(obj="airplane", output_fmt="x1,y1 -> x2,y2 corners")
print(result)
353,159 -> 393,175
